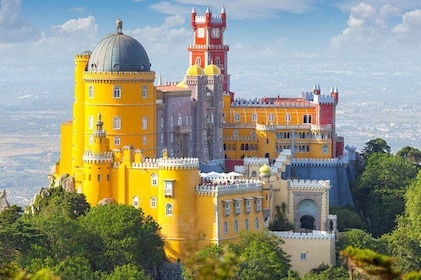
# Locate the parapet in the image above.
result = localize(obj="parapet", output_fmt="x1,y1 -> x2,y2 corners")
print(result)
83,151 -> 113,164
287,179 -> 331,190
243,157 -> 269,166
195,179 -> 261,196
131,157 -> 199,170
291,158 -> 343,167
272,230 -> 335,240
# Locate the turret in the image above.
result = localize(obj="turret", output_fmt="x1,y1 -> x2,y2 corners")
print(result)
191,6 -> 197,29
333,86 -> 339,103
221,6 -> 226,29
205,6 -> 211,24
313,83 -> 321,95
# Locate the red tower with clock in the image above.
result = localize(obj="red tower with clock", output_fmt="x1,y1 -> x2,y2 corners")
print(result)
188,6 -> 230,92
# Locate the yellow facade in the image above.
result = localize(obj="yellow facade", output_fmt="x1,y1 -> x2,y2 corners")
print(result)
54,19 -> 340,271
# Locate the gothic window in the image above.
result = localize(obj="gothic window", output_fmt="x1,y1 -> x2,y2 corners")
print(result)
268,113 -> 274,122
142,116 -> 148,130
150,197 -> 157,208
160,117 -> 164,128
245,218 -> 249,229
165,203 -> 173,216
113,86 -> 121,99
113,117 -> 121,130
195,57 -> 201,65
245,200 -> 251,213
151,173 -> 158,186
223,221 -> 228,234
215,57 -> 220,65
143,136 -> 147,145
88,85 -> 94,98
285,113 -> 291,122
234,113 -> 240,122
235,200 -> 241,214
224,201 -> 231,216
255,217 -> 259,229
170,115 -> 174,127
256,198 -> 262,212
303,114 -> 312,124
177,113 -> 182,126
114,137 -> 120,146
252,113 -> 257,122
234,220 -> 239,233
142,85 -> 147,98
88,116 -> 94,130
164,180 -> 174,196
133,196 -> 139,208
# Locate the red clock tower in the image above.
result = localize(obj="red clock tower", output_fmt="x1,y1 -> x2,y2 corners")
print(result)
188,6 -> 230,92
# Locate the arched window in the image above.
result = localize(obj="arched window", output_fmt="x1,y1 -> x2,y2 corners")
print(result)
88,116 -> 94,130
142,116 -> 148,130
177,113 -> 182,126
245,218 -> 249,230
252,113 -> 257,122
151,173 -> 158,186
143,136 -> 147,145
223,221 -> 228,234
88,85 -> 94,98
234,220 -> 238,232
113,116 -> 121,130
150,197 -> 156,208
132,196 -> 139,208
285,113 -> 291,122
322,145 -> 329,154
114,137 -> 120,146
268,113 -> 274,122
170,115 -> 174,127
165,203 -> 173,216
113,86 -> 121,98
255,217 -> 259,229
142,85 -> 147,98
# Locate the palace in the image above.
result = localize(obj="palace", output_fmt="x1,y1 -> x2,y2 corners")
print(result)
53,7 -> 352,274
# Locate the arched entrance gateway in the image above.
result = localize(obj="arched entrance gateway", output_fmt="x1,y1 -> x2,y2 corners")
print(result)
296,199 -> 319,231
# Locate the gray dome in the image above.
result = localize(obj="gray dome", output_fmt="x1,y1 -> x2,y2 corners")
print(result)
88,25 -> 151,72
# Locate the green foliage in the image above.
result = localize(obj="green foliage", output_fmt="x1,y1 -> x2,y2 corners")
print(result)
302,264 -> 349,280
269,203 -> 294,231
228,230 -> 291,280
104,264 -> 152,280
329,206 -> 364,231
384,171 -> 421,272
341,246 -> 400,280
361,137 -> 391,158
356,152 -> 418,237
79,204 -> 164,273
396,146 -> 421,165
337,229 -> 388,255
183,245 -> 240,280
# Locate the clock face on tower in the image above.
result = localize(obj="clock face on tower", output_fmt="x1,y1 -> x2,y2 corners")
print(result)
211,28 -> 220,38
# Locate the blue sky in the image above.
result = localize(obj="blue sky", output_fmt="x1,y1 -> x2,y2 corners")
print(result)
1,0 -> 421,97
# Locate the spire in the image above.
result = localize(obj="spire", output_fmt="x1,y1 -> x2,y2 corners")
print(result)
191,6 -> 196,13
94,113 -> 106,138
330,86 -> 334,94
116,18 -> 123,34
206,6 -> 211,13
221,6 -> 226,14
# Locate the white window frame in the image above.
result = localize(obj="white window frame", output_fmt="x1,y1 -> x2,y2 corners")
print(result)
88,116 -> 94,130
150,197 -> 156,208
268,113 -> 274,122
165,203 -> 173,216
234,220 -> 239,233
246,199 -> 251,213
114,137 -> 120,146
177,113 -> 182,126
88,85 -> 94,98
255,217 -> 259,229
113,86 -> 121,99
300,253 -> 308,261
133,196 -> 139,208
224,201 -> 231,216
113,116 -> 121,130
252,113 -> 257,122
235,200 -> 241,215
142,116 -> 148,130
322,145 -> 329,154
234,113 -> 240,122
245,218 -> 249,229
164,180 -> 174,196
285,113 -> 291,122
223,221 -> 228,234
151,173 -> 158,186
142,85 -> 147,98
256,199 -> 262,212
142,136 -> 147,145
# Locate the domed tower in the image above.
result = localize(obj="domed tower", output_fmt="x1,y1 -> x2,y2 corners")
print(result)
61,19 -> 156,192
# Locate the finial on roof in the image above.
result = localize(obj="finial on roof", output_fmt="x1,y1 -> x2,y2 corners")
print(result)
116,18 -> 123,34
192,6 -> 196,13
334,86 -> 338,93
221,6 -> 226,14
206,6 -> 211,13
330,86 -> 334,93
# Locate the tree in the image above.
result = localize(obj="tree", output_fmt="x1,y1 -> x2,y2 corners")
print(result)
336,229 -> 388,255
104,264 -> 152,280
396,146 -> 421,165
361,138 -> 391,158
329,206 -> 364,231
79,204 -> 164,274
356,153 -> 418,236
228,230 -> 291,280
384,171 -> 421,272
269,203 -> 294,231
302,264 -> 349,280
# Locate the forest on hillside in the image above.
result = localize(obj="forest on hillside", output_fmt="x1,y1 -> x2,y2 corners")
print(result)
1,138 -> 421,279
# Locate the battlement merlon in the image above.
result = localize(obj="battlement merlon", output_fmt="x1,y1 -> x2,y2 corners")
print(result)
287,179 -> 331,191
272,230 -> 335,240
195,181 -> 261,196
191,6 -> 226,28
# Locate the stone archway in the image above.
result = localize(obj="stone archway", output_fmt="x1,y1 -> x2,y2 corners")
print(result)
295,199 -> 320,231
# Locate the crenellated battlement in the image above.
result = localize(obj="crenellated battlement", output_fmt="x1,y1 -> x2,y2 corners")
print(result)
243,157 -> 269,166
131,157 -> 199,170
291,158 -> 343,167
187,44 -> 229,50
83,151 -> 113,164
288,179 -> 330,190
272,230 -> 335,240
231,98 -> 313,108
196,180 -> 261,196
313,94 -> 336,105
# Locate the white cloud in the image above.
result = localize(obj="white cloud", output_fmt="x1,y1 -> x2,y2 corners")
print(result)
0,0 -> 41,43
51,15 -> 98,37
330,2 -> 421,56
